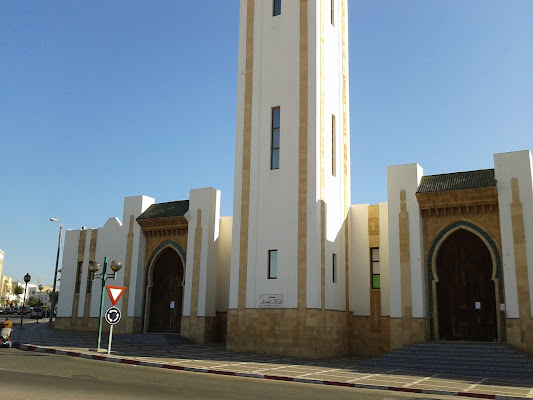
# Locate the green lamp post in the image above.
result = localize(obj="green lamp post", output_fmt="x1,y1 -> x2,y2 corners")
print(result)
20,273 -> 31,328
89,257 -> 122,351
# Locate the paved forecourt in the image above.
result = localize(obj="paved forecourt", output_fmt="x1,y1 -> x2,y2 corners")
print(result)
7,320 -> 533,400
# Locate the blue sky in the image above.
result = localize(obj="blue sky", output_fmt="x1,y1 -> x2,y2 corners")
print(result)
1,1 -> 532,287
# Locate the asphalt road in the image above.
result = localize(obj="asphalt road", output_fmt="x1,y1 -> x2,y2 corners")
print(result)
0,349 -> 462,400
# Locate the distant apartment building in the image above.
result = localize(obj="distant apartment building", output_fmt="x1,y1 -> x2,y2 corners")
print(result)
28,284 -> 53,307
0,249 -> 4,278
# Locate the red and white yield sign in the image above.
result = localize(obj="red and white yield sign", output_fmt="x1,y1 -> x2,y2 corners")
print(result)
106,285 -> 127,306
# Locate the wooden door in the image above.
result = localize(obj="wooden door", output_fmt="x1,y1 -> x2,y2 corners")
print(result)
436,229 -> 497,341
148,248 -> 184,333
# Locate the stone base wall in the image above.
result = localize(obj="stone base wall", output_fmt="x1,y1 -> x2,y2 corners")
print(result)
351,316 -> 390,356
226,308 -> 350,359
412,318 -> 428,342
54,317 -> 142,334
390,317 -> 428,350
507,318 -> 533,355
216,312 -> 227,342
180,316 -> 217,343
55,317 -> 71,331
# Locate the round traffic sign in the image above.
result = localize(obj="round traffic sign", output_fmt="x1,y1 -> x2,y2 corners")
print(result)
105,306 -> 121,325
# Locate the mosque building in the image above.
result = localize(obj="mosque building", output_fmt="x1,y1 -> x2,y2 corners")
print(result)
56,0 -> 533,358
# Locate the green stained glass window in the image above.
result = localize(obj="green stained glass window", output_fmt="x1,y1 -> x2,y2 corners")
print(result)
371,248 -> 380,289
372,275 -> 380,289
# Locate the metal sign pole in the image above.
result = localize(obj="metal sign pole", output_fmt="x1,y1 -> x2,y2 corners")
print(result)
104,306 -> 121,355
107,324 -> 114,355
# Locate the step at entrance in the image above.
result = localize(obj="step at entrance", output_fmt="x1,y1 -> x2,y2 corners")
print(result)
360,342 -> 533,383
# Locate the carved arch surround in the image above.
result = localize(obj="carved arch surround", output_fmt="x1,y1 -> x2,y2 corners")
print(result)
142,240 -> 187,333
427,220 -> 505,342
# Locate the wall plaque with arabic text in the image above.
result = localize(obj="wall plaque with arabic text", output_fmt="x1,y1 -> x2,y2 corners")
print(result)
260,294 -> 283,308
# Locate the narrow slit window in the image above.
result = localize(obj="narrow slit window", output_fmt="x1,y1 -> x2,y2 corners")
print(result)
268,250 -> 278,279
273,0 -> 281,16
371,248 -> 380,289
271,107 -> 280,170
332,253 -> 337,283
332,114 -> 336,176
86,261 -> 93,293
331,0 -> 335,26
75,261 -> 83,293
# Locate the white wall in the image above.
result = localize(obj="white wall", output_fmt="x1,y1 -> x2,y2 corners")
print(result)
76,229 -> 92,317
379,202 -> 391,316
306,0 -> 320,310
216,217 -> 232,312
230,1 -> 349,312
57,229 -> 80,317
183,188 -> 220,317
245,0 -> 300,309
228,0 -> 249,310
387,163 -> 424,318
409,167 -> 425,318
324,0 -> 350,312
346,202 -> 389,316
122,195 -> 155,318
494,150 -> 533,317
89,218 -> 124,317
205,190 -> 220,317
349,204 -> 370,315
325,228 -> 347,311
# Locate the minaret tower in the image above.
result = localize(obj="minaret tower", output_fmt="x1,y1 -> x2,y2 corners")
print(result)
228,0 -> 351,358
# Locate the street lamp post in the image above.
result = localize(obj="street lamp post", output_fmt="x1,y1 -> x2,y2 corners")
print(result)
45,290 -> 50,317
38,284 -> 43,306
20,273 -> 31,328
49,218 -> 63,326
89,257 -> 122,351
38,284 -> 43,322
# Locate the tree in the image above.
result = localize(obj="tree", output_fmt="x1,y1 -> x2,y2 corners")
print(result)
48,290 -> 59,305
27,296 -> 39,307
14,286 -> 24,296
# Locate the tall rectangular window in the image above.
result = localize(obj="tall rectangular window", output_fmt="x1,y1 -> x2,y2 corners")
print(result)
332,114 -> 336,176
331,0 -> 335,26
371,248 -> 380,289
273,0 -> 281,16
268,250 -> 278,279
75,261 -> 83,293
271,107 -> 280,170
332,253 -> 337,283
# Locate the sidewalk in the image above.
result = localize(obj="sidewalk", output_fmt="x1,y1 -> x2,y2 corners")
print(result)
8,320 -> 533,400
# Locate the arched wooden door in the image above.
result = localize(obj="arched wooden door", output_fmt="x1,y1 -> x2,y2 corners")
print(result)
148,247 -> 184,333
436,229 -> 497,341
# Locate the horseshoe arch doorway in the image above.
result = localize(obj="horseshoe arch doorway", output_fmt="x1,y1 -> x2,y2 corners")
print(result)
147,247 -> 184,333
435,228 -> 498,341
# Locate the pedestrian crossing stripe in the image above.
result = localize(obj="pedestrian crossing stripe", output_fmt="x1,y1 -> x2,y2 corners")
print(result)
106,285 -> 127,306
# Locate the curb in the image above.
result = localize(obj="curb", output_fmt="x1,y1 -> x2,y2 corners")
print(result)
12,342 -> 529,400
